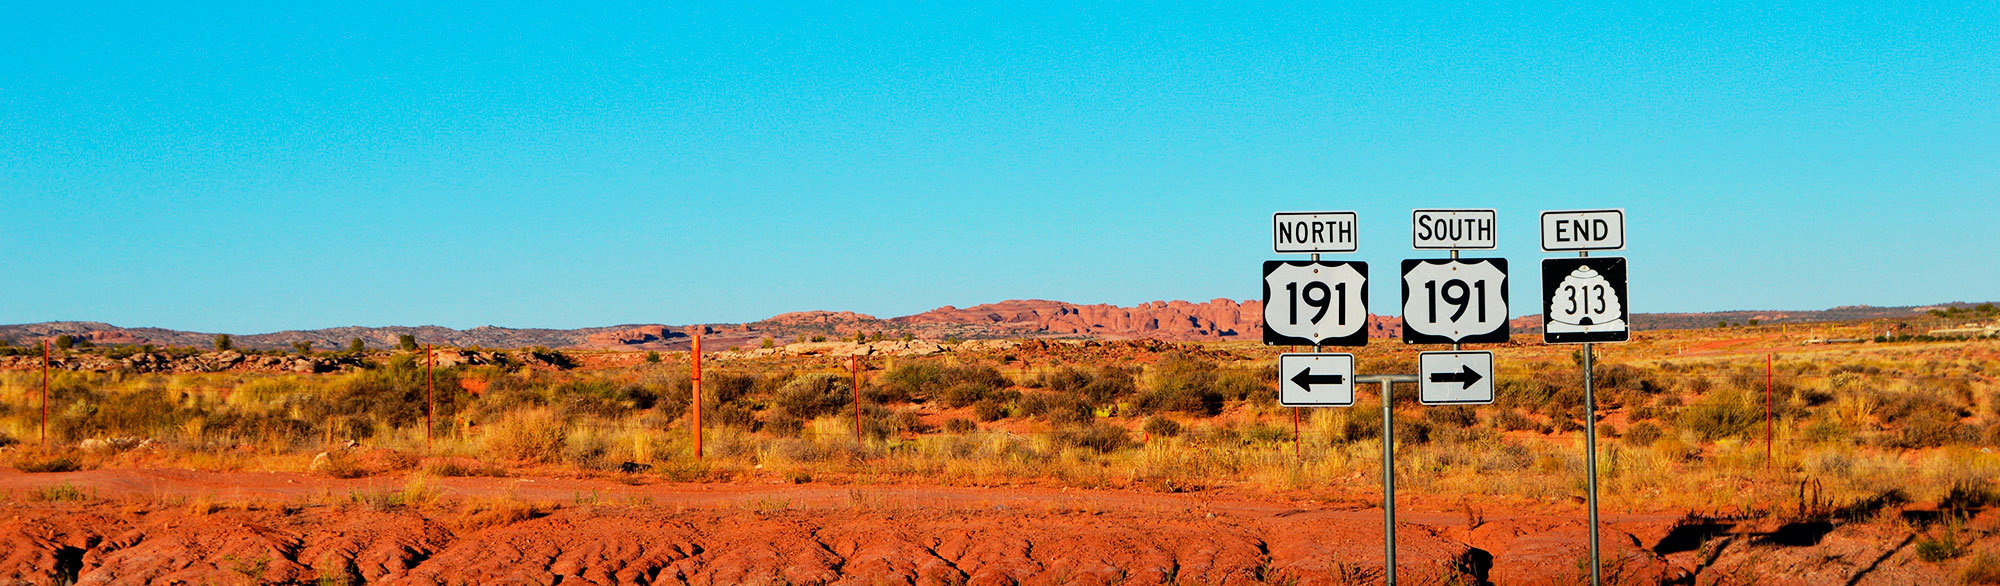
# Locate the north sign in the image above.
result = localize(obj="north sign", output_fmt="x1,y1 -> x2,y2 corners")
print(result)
1273,211 -> 1358,254
1400,259 -> 1509,344
1279,353 -> 1355,407
1542,256 -> 1630,344
1540,209 -> 1625,252
1263,260 -> 1370,346
1418,351 -> 1494,405
1411,209 -> 1497,250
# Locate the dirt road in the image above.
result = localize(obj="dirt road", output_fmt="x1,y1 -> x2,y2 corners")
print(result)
0,468 -> 1965,585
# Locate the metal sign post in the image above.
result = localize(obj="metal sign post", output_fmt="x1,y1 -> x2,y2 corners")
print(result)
1357,373 -> 1419,585
1539,209 -> 1629,586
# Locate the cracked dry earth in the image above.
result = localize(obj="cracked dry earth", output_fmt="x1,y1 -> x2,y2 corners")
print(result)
0,470 -> 1983,585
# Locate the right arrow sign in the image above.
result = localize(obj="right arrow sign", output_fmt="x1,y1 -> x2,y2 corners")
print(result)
1418,351 -> 1494,405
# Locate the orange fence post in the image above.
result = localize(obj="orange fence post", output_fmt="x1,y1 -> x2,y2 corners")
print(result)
851,355 -> 862,442
426,344 -> 436,452
692,331 -> 703,460
41,340 -> 50,448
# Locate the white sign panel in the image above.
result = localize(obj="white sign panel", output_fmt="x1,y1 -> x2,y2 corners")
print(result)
1273,211 -> 1358,254
1400,259 -> 1510,344
1540,209 -> 1625,252
1411,209 -> 1497,250
1262,260 -> 1370,346
1279,353 -> 1355,407
1418,351 -> 1494,405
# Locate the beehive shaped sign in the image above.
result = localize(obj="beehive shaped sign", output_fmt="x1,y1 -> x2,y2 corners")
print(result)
1547,264 -> 1624,333
1540,257 -> 1630,344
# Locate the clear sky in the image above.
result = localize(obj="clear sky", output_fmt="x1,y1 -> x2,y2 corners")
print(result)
3,2 -> 1996,333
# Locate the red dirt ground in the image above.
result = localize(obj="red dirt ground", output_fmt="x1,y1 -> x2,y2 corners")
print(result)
0,468 -> 1980,585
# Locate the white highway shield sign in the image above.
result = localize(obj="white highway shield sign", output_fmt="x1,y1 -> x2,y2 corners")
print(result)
1263,260 -> 1370,346
1411,209 -> 1497,250
1280,353 -> 1355,407
1419,351 -> 1494,405
1400,258 -> 1509,344
1542,256 -> 1630,344
1540,209 -> 1625,252
1273,211 -> 1359,253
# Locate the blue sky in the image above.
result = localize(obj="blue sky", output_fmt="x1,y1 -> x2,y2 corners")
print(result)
2,2 -> 1995,333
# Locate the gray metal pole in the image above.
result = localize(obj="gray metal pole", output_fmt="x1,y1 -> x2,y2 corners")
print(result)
1381,379 -> 1397,586
1584,341 -> 1600,586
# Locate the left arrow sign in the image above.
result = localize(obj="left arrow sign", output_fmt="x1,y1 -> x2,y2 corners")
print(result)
1290,369 -> 1346,391
1279,353 -> 1356,407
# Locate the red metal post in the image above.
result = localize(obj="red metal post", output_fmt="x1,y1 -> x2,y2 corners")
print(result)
851,355 -> 862,442
41,340 -> 50,448
1293,407 -> 1301,459
692,331 -> 703,460
426,344 -> 436,452
1765,353 -> 1774,466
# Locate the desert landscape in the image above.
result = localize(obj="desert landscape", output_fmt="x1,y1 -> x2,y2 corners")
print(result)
2,302 -> 1998,585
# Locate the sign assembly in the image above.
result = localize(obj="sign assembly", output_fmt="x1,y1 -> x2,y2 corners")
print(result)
1263,260 -> 1370,346
1399,258 -> 1509,344
1279,353 -> 1355,407
1542,256 -> 1630,344
1418,351 -> 1494,405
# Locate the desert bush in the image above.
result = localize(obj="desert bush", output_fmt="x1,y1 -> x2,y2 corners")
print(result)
1141,416 -> 1183,438
1019,391 -> 1093,425
10,450 -> 84,473
1962,550 -> 2000,584
424,459 -> 508,477
1038,367 -> 1094,393
775,374 -> 848,419
484,410 -> 568,463
28,482 -> 91,502
764,413 -> 805,437
943,418 -> 976,434
1052,422 -> 1130,454
972,399 -> 1006,422
1493,409 -> 1536,432
1676,389 -> 1759,441
1426,406 -> 1477,428
1131,354 -> 1224,416
1887,411 -> 1959,449
1623,421 -> 1662,447
1916,525 -> 1968,562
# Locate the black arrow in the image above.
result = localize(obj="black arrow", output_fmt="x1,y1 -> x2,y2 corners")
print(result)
1428,365 -> 1484,390
1290,369 -> 1346,391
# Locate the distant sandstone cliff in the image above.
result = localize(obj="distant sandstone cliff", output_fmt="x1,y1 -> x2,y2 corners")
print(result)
0,299 -> 1967,352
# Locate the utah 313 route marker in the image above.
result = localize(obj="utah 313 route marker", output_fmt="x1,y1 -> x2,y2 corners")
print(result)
1542,256 -> 1629,344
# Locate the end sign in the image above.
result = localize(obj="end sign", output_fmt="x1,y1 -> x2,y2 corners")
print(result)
1540,209 -> 1624,252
